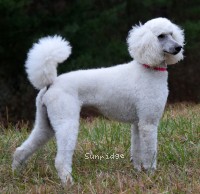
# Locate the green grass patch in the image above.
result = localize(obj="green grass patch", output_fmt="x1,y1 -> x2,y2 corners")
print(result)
0,104 -> 200,193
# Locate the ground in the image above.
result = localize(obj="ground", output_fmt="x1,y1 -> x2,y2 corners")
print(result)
0,103 -> 200,193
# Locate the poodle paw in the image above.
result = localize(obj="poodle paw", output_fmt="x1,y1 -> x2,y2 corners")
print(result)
133,164 -> 142,172
12,148 -> 25,171
12,160 -> 20,171
61,174 -> 74,188
131,158 -> 142,171
141,164 -> 156,174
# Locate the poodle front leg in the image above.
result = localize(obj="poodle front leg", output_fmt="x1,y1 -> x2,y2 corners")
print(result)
139,123 -> 158,171
131,124 -> 141,171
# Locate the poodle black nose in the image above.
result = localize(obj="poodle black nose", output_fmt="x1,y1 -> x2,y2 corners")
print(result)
175,46 -> 182,53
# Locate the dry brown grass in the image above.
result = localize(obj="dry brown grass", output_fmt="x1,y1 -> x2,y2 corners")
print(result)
0,103 -> 199,193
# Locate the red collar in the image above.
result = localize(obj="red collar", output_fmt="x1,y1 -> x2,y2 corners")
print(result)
143,64 -> 167,72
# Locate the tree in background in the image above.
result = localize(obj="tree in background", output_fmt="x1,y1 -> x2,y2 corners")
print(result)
0,0 -> 199,122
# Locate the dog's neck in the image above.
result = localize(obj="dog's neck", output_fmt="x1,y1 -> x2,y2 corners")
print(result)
143,62 -> 167,72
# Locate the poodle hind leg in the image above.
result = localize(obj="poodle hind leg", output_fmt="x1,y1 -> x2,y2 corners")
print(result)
54,121 -> 79,187
46,93 -> 80,186
12,90 -> 54,170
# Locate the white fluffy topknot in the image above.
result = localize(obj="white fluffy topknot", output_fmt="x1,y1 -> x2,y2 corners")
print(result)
127,17 -> 184,66
25,35 -> 72,90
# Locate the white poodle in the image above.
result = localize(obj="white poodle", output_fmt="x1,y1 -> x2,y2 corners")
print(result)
12,17 -> 184,185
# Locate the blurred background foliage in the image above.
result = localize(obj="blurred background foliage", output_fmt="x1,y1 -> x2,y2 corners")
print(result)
0,0 -> 199,122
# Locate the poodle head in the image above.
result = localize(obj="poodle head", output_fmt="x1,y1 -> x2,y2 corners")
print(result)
127,17 -> 184,66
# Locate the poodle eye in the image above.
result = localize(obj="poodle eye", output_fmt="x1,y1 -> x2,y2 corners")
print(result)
158,34 -> 165,39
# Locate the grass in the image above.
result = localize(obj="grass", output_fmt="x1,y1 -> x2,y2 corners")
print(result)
0,103 -> 200,193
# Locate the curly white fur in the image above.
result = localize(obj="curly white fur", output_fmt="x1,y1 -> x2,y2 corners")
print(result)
127,18 -> 184,65
25,35 -> 71,89
13,18 -> 184,186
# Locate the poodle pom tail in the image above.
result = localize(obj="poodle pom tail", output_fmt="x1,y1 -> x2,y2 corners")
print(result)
25,35 -> 72,90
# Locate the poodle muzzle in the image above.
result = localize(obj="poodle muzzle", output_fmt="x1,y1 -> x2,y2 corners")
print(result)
159,34 -> 182,55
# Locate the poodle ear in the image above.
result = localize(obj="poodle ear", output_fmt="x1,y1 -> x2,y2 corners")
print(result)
127,25 -> 164,66
165,24 -> 185,65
